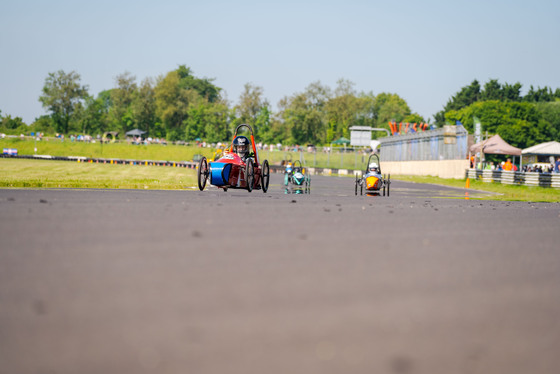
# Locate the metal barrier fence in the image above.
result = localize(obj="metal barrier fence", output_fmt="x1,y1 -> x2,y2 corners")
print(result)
379,126 -> 468,162
466,169 -> 560,188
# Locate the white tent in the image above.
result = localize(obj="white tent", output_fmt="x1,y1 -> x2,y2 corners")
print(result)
522,141 -> 560,156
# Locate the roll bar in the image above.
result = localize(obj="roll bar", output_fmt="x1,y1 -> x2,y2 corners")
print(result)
365,153 -> 381,174
230,124 -> 259,165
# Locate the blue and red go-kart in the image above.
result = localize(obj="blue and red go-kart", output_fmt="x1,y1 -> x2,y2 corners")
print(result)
197,124 -> 270,193
355,153 -> 390,196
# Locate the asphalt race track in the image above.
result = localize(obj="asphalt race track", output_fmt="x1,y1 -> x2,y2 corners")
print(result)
1,174 -> 560,374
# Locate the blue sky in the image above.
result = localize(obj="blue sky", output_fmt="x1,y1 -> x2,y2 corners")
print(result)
1,0 -> 559,124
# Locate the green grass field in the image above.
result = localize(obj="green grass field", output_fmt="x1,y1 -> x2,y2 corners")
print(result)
0,158 -> 196,189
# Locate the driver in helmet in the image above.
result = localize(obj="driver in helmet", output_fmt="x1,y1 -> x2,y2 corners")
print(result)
284,162 -> 293,186
369,162 -> 379,174
233,135 -> 250,161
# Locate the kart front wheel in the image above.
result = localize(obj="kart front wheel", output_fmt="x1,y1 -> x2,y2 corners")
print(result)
246,158 -> 255,192
261,159 -> 270,193
197,157 -> 209,191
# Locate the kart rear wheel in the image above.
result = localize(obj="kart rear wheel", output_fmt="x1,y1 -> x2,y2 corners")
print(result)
387,174 -> 391,197
355,174 -> 359,195
197,157 -> 209,191
382,174 -> 386,196
261,159 -> 270,193
246,158 -> 255,192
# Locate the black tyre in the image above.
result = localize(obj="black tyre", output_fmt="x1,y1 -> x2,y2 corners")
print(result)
382,174 -> 386,196
246,158 -> 255,192
197,157 -> 208,191
387,174 -> 391,197
261,160 -> 270,193
355,174 -> 359,196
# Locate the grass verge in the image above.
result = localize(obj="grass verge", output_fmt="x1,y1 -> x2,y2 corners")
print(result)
392,175 -> 560,203
0,158 -> 196,190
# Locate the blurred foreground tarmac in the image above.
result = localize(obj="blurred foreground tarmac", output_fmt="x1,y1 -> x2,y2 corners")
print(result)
1,175 -> 560,374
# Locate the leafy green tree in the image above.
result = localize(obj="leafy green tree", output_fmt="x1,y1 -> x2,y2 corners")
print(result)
78,95 -> 109,135
204,101 -> 233,143
326,95 -> 357,140
502,82 -> 522,102
132,78 -> 156,137
374,93 -> 411,129
434,80 -> 481,126
481,79 -> 503,101
446,101 -> 549,149
183,99 -> 232,143
302,81 -> 332,109
29,115 -> 56,135
535,101 -> 560,141
176,65 -> 221,103
262,115 -> 286,144
524,86 -> 554,102
39,70 -> 89,134
109,72 -> 137,135
281,93 -> 325,145
154,70 -> 191,140
154,66 -> 222,141
325,79 -> 361,141
497,119 -> 545,150
288,81 -> 332,144
448,80 -> 481,109
184,102 -> 206,141
277,81 -> 331,144
0,113 -> 27,134
351,93 -> 378,136
234,83 -> 270,136
254,106 -> 273,143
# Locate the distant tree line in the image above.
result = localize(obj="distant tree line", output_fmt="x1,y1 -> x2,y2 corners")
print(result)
435,79 -> 560,149
1,65 -> 420,145
1,69 -> 560,149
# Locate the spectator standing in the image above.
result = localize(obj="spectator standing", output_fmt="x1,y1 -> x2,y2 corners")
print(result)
555,157 -> 560,173
503,158 -> 513,171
